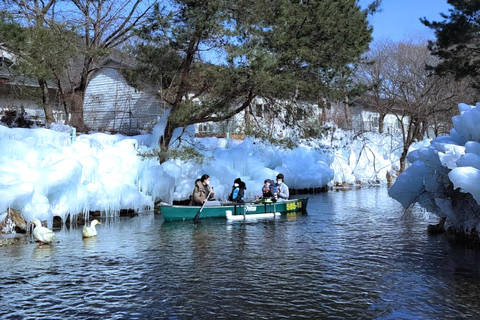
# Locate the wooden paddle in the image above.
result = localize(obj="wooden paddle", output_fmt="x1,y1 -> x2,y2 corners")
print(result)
193,191 -> 212,224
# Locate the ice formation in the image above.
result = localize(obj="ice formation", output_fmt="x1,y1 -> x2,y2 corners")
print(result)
389,103 -> 480,231
0,115 -> 412,229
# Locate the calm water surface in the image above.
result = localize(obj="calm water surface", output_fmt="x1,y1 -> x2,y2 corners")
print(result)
1,187 -> 480,319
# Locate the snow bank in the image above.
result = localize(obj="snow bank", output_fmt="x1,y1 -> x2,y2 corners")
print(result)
0,114 -> 424,229
0,123 -> 336,227
389,103 -> 480,230
327,130 -> 427,186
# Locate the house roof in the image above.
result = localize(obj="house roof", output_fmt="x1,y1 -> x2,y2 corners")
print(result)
0,47 -> 15,62
0,44 -> 58,90
0,66 -> 58,89
351,95 -> 406,114
98,49 -> 136,70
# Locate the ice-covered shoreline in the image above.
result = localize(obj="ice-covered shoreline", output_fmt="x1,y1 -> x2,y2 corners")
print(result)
0,118 -> 417,230
389,103 -> 480,233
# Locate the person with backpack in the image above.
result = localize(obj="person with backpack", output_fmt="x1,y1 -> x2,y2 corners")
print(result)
228,178 -> 247,203
275,173 -> 289,200
260,179 -> 277,200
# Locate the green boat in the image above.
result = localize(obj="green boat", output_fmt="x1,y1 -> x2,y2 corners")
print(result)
160,197 -> 309,221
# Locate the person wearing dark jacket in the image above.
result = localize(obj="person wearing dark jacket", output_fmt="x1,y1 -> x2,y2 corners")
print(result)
260,179 -> 276,199
189,174 -> 214,206
228,178 -> 247,203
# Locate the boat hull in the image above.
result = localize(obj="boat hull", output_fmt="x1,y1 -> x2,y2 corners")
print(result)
160,198 -> 308,221
226,210 -> 281,221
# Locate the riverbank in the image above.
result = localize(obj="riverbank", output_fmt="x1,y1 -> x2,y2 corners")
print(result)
0,123 -> 426,239
4,185 -> 480,249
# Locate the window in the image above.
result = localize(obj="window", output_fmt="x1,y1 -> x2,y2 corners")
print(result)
0,57 -> 12,68
255,103 -> 263,117
296,107 -> 304,121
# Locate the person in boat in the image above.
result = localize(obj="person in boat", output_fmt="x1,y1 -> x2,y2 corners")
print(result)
189,174 -> 215,206
259,179 -> 277,200
228,178 -> 247,203
275,173 -> 289,200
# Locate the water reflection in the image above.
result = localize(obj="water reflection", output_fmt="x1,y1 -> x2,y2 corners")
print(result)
32,244 -> 54,260
82,237 -> 98,250
0,188 -> 479,319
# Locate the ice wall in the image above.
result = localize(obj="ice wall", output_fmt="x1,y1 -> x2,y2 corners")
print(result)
1,114 -> 422,231
389,103 -> 480,231
326,130 -> 427,185
0,126 -> 150,227
0,123 -> 336,228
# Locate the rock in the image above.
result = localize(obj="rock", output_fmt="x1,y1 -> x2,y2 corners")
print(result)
446,227 -> 480,249
10,209 -> 27,233
427,217 -> 446,235
1,209 -> 27,234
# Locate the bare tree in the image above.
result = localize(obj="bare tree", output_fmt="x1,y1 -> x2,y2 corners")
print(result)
357,38 -> 478,171
2,0 -> 154,130
65,0 -> 155,132
356,39 -> 395,134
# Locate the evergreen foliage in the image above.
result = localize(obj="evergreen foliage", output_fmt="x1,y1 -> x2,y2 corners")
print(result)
232,0 -> 374,99
128,0 -> 377,148
0,11 -> 76,124
422,1 -> 480,82
139,145 -> 206,164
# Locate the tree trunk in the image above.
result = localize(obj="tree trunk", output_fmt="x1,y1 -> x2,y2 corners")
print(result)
399,147 -> 408,173
69,90 -> 89,132
62,100 -> 70,125
343,96 -> 351,129
68,54 -> 94,133
418,120 -> 428,140
378,112 -> 386,134
38,78 -> 55,125
319,98 -> 327,125
160,120 -> 175,149
56,77 -> 70,124
159,39 -> 198,148
245,104 -> 251,133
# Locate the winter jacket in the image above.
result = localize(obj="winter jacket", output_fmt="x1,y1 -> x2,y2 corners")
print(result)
276,182 -> 289,200
229,181 -> 247,203
261,179 -> 276,198
189,179 -> 214,206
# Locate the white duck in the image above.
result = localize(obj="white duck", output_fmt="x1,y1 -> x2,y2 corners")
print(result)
31,219 -> 56,244
82,219 -> 101,238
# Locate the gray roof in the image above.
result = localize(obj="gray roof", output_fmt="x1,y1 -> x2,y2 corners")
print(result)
0,66 -> 58,89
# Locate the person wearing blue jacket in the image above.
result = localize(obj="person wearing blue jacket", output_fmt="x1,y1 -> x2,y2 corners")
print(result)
229,178 -> 247,203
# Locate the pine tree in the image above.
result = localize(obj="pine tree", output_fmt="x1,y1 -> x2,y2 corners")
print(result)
422,1 -> 480,81
0,12 -> 75,125
130,0 -> 378,151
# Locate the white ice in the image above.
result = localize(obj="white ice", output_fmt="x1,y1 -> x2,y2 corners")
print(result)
389,103 -> 480,231
1,115 -> 414,229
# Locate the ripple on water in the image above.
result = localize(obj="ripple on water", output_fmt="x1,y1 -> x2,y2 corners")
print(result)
1,190 -> 480,319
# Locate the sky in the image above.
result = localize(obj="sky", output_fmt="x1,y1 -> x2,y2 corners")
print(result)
359,0 -> 453,42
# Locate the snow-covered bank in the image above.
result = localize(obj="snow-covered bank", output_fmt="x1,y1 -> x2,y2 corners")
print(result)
328,130 -> 429,185
389,103 -> 480,231
0,119 -> 415,229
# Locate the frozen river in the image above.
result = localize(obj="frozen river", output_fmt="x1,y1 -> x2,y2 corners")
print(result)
1,187 -> 479,319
